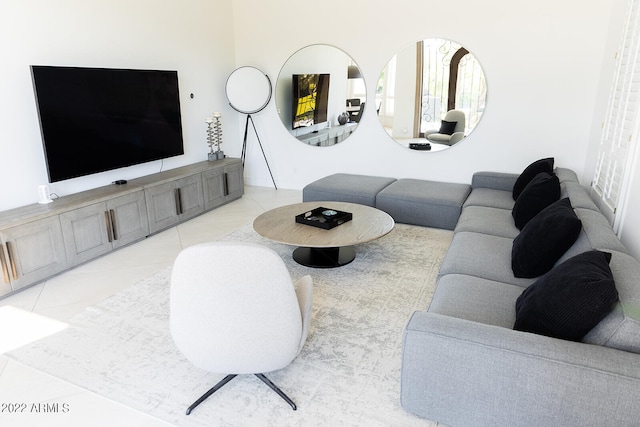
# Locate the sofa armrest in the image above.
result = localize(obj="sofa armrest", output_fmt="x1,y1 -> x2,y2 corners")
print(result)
471,171 -> 518,191
401,311 -> 640,426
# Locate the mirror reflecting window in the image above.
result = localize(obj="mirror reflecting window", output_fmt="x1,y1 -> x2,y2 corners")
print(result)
377,38 -> 487,151
276,44 -> 365,147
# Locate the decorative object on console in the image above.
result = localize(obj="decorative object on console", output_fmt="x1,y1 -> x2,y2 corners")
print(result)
338,112 -> 349,125
225,66 -> 276,188
514,250 -> 619,341
205,112 -> 224,161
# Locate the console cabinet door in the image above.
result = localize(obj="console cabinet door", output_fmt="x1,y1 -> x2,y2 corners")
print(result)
146,174 -> 204,234
60,191 -> 149,267
224,162 -> 244,201
107,191 -> 149,249
60,202 -> 112,267
175,174 -> 205,222
202,167 -> 226,210
0,216 -> 67,293
202,162 -> 244,210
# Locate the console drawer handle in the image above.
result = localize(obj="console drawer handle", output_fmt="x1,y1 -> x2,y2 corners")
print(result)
0,244 -> 10,283
105,211 -> 113,242
5,242 -> 18,280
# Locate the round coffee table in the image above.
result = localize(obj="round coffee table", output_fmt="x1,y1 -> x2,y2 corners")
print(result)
253,201 -> 395,268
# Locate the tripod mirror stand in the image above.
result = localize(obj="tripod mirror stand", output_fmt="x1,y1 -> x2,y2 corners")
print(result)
225,66 -> 277,189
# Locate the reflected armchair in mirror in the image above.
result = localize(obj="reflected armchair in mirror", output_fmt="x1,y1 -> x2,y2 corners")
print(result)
424,109 -> 466,146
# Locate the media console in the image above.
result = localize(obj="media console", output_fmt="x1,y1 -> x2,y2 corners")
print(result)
0,158 -> 243,298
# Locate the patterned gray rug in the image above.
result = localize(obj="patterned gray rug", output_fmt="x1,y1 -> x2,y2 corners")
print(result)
8,223 -> 452,426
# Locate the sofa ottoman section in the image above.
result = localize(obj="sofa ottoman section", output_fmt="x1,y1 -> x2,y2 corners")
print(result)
375,179 -> 471,230
302,173 -> 397,207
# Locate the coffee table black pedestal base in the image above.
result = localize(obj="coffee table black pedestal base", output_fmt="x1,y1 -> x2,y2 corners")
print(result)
293,246 -> 355,268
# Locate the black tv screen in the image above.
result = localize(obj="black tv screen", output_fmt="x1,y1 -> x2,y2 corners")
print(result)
292,73 -> 330,129
31,65 -> 185,182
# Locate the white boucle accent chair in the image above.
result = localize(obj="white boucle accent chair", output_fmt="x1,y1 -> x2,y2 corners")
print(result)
170,241 -> 313,415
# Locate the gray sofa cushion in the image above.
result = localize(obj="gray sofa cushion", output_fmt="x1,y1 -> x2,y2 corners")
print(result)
562,182 -> 601,211
471,171 -> 519,191
430,274 -> 521,328
575,208 -> 628,252
439,231 -> 536,287
583,250 -> 640,353
463,188 -> 515,210
375,179 -> 471,230
302,173 -> 396,206
455,205 -> 520,238
555,167 -> 580,184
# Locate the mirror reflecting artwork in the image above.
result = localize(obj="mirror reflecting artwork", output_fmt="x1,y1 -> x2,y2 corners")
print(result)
276,44 -> 365,147
377,38 -> 487,151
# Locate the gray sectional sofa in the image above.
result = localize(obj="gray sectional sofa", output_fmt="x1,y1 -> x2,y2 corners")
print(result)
303,167 -> 640,426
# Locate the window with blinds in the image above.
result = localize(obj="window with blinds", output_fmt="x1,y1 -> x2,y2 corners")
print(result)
592,0 -> 640,228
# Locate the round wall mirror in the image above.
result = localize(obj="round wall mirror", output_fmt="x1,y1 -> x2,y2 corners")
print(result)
276,44 -> 365,147
377,38 -> 487,151
226,66 -> 272,114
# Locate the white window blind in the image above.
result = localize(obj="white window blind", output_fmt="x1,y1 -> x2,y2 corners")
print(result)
593,0 -> 640,228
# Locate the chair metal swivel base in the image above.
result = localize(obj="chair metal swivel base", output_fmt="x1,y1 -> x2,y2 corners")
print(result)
185,373 -> 297,415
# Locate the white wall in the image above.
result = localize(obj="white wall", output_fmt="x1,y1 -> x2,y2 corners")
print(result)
0,0 -> 239,211
231,0 -> 615,190
1,0 -> 629,250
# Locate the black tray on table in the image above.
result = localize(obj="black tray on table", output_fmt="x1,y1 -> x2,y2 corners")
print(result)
295,206 -> 353,230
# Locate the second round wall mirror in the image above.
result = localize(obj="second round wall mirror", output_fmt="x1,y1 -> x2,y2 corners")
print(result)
377,38 -> 487,151
275,44 -> 365,147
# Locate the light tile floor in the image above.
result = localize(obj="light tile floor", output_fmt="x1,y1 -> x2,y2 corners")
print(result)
0,186 -> 302,427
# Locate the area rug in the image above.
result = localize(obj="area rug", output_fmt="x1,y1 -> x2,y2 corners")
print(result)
8,223 -> 453,426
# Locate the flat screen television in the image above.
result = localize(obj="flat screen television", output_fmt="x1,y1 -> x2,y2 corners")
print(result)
31,65 -> 185,182
292,73 -> 330,129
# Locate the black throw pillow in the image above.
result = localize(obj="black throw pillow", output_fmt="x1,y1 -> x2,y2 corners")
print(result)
512,157 -> 554,200
438,120 -> 457,135
511,172 -> 560,229
514,250 -> 618,341
512,198 -> 582,278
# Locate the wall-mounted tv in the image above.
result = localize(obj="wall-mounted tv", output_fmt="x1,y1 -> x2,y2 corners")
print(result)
31,65 -> 185,183
292,73 -> 330,129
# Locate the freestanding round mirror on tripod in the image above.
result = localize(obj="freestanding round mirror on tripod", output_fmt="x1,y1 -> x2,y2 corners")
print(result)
226,66 -> 272,114
225,66 -> 276,188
